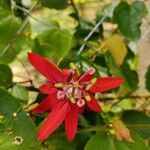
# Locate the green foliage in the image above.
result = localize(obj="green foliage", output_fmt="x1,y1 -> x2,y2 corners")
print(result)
122,110 -> 150,138
47,132 -> 90,150
0,64 -> 12,88
145,65 -> 150,91
113,1 -> 147,40
0,0 -> 149,149
0,88 -> 40,149
85,131 -> 148,150
33,29 -> 73,58
105,51 -> 139,95
0,0 -> 11,9
41,0 -> 69,10
0,88 -> 20,119
12,84 -> 28,102
0,12 -> 30,63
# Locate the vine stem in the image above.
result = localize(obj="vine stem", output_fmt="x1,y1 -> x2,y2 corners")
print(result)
55,124 -> 150,137
97,93 -> 150,101
69,0 -> 80,23
0,0 -> 40,58
77,15 -> 106,55
11,3 -> 53,29
77,124 -> 150,134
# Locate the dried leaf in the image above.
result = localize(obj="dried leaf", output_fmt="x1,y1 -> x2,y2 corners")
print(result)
105,34 -> 127,66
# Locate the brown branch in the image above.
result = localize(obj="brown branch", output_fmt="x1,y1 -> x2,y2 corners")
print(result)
69,0 -> 80,24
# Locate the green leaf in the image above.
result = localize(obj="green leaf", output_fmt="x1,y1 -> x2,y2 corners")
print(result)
0,64 -> 12,88
145,65 -> 150,91
33,29 -> 73,59
11,110 -> 40,149
0,88 -> 40,149
122,110 -> 150,138
47,132 -> 89,150
111,98 -> 134,113
0,134 -> 19,150
41,0 -> 69,9
85,131 -> 148,150
0,0 -> 11,9
0,15 -> 30,63
47,134 -> 75,150
113,131 -> 148,150
85,132 -> 113,150
113,1 -> 147,40
29,8 -> 77,35
0,16 -> 20,45
105,51 -> 138,95
0,88 -> 20,119
12,85 -> 28,102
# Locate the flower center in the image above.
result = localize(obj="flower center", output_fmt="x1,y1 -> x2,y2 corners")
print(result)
56,81 -> 89,107
55,67 -> 97,107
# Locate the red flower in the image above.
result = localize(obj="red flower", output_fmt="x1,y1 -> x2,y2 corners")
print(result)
28,52 -> 124,141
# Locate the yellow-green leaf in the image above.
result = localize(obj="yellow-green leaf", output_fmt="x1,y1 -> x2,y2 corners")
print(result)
105,34 -> 127,66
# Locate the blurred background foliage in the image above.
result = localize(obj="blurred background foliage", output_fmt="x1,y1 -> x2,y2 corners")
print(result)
0,0 -> 150,149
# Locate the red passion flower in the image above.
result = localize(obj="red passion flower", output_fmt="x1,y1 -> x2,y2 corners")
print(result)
28,52 -> 124,141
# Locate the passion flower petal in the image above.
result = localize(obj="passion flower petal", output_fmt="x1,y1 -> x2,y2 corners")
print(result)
38,101 -> 69,141
28,53 -> 67,83
40,83 -> 57,94
65,104 -> 79,141
33,92 -> 59,113
89,77 -> 124,93
86,95 -> 101,112
78,67 -> 95,83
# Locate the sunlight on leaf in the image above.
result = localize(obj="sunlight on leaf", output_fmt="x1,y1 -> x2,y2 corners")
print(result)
105,34 -> 127,66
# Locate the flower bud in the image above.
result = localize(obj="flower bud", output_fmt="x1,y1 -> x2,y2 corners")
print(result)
112,119 -> 134,142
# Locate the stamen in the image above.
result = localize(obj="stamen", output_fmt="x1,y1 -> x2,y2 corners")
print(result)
85,84 -> 93,91
55,83 -> 64,88
69,97 -> 76,103
70,63 -> 78,70
85,78 -> 97,91
25,103 -> 39,112
91,78 -> 97,85
74,82 -> 79,88
84,94 -> 91,101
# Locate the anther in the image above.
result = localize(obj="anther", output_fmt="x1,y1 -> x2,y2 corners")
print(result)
74,82 -> 79,88
84,94 -> 91,101
85,78 -> 97,91
91,78 -> 97,85
85,84 -> 93,91
25,103 -> 39,112
70,63 -> 78,70
55,83 -> 64,88
69,97 -> 76,103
